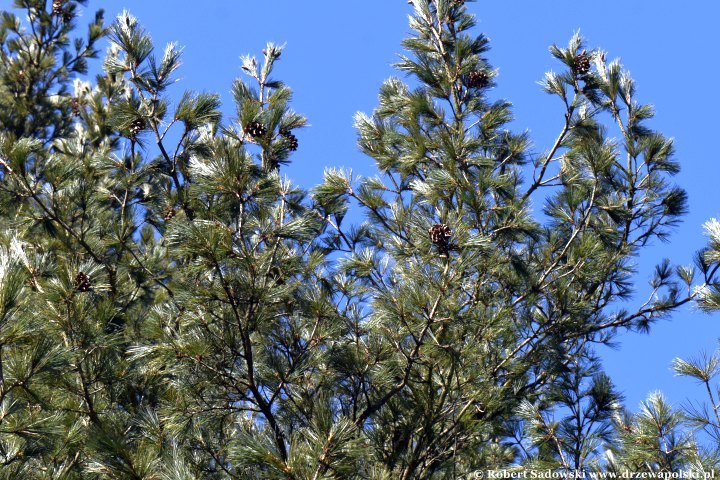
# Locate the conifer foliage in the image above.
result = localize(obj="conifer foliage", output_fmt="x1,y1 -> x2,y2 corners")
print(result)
0,0 -> 718,478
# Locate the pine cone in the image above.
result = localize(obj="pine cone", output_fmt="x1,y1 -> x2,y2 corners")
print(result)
279,128 -> 298,151
244,121 -> 267,138
285,133 -> 298,151
453,0 -> 465,5
467,70 -> 489,89
429,224 -> 452,254
162,206 -> 177,221
74,272 -> 92,292
129,118 -> 145,139
71,97 -> 81,117
575,50 -> 591,76
52,0 -> 63,16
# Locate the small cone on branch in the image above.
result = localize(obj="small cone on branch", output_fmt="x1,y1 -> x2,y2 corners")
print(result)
429,223 -> 452,254
52,0 -> 63,16
467,70 -> 490,89
74,272 -> 92,292
129,118 -> 145,139
575,50 -> 591,76
71,97 -> 81,117
279,128 -> 298,151
244,121 -> 266,138
284,133 -> 298,151
453,0 -> 465,5
162,206 -> 177,221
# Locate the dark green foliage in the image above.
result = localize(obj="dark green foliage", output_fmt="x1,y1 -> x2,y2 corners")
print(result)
515,349 -> 623,472
606,394 -> 704,474
319,1 -> 702,476
0,0 -> 103,143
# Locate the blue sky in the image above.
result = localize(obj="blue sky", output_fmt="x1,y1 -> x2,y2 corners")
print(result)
88,1 -> 720,412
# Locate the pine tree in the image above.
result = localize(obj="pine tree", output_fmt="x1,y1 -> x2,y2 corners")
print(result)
311,0 -> 705,476
0,1 -> 717,478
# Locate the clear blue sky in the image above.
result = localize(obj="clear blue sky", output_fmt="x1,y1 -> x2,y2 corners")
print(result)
86,1 -> 720,412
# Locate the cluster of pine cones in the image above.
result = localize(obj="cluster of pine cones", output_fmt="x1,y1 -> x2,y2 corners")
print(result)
244,122 -> 299,152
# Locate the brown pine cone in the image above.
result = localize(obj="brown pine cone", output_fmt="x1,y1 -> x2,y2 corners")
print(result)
74,272 -> 91,292
467,70 -> 490,89
52,0 -> 63,16
71,97 -> 81,117
244,121 -> 267,138
429,223 -> 452,254
129,118 -> 145,139
575,50 -> 591,76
